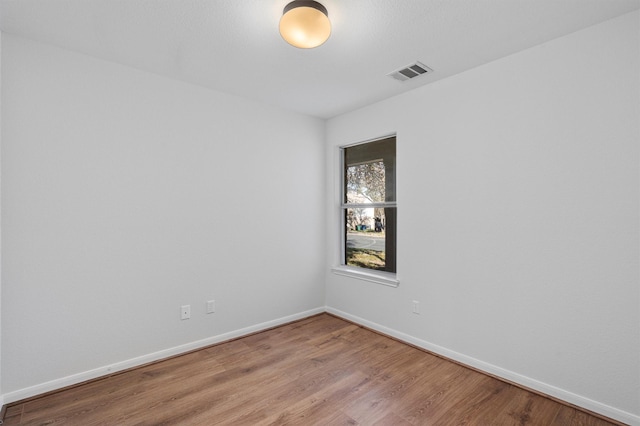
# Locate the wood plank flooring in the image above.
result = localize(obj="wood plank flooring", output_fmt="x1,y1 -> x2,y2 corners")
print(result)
2,314 -> 623,425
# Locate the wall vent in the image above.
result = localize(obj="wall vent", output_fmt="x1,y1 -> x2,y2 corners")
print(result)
387,62 -> 433,82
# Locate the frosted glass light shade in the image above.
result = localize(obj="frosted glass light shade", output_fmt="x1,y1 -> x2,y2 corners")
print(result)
279,1 -> 331,49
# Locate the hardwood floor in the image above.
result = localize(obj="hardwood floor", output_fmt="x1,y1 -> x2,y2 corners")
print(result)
2,314 -> 623,425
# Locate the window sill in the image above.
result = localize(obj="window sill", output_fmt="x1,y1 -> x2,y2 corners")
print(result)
331,266 -> 399,288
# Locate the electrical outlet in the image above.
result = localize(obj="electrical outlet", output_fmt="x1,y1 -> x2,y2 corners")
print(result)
412,300 -> 420,315
206,300 -> 215,314
181,305 -> 191,320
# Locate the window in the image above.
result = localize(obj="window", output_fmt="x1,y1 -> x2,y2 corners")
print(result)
341,136 -> 396,276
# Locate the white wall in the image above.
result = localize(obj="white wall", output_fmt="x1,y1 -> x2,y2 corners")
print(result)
325,11 -> 639,424
0,29 -> 3,407
1,35 -> 326,399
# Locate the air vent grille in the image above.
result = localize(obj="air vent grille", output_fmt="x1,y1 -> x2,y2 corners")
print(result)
388,62 -> 433,82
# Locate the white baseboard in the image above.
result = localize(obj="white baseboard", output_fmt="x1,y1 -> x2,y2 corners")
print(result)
1,307 -> 325,406
326,307 -> 639,426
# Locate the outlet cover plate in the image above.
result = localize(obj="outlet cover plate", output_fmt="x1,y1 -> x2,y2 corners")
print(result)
181,305 -> 191,320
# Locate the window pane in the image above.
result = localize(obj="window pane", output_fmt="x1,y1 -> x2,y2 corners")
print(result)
345,207 -> 396,272
346,161 -> 386,203
344,137 -> 395,202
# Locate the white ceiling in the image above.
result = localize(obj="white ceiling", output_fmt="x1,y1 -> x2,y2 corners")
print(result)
1,0 -> 638,119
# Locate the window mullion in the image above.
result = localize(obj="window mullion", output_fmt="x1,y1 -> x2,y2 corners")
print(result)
341,202 -> 396,209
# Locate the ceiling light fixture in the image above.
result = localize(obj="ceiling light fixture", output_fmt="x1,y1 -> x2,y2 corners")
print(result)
279,1 -> 331,49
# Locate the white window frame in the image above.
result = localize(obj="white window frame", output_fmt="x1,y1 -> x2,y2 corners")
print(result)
331,135 -> 399,287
